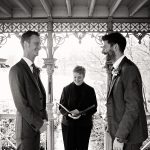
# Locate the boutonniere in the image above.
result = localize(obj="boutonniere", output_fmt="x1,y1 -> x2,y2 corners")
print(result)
112,68 -> 121,77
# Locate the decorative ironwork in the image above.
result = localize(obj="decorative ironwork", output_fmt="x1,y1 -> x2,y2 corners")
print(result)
0,19 -> 149,33
73,32 -> 86,44
53,22 -> 108,32
133,32 -> 147,44
90,33 -> 104,45
112,22 -> 150,43
0,33 -> 11,48
53,33 -> 69,54
0,22 -> 48,33
113,22 -> 150,33
0,20 -> 150,43
41,33 -> 69,57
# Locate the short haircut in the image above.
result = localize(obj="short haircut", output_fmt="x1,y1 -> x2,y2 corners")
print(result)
21,30 -> 40,48
73,66 -> 86,77
102,32 -> 126,53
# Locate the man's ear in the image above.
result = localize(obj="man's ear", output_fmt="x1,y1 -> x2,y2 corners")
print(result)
23,41 -> 29,49
114,43 -> 119,52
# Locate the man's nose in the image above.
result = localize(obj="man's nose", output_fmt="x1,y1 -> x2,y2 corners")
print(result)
75,79 -> 79,82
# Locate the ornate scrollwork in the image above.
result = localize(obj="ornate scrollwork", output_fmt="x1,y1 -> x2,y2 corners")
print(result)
0,20 -> 150,43
113,22 -> 150,43
53,22 -> 107,32
40,33 -> 69,57
133,32 -> 147,44
0,33 -> 10,48
90,33 -> 104,45
73,32 -> 86,44
0,22 -> 48,33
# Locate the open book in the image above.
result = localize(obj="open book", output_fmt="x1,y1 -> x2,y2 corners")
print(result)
57,103 -> 95,115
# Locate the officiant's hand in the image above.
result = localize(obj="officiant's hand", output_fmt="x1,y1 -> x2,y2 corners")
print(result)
68,114 -> 81,119
113,138 -> 124,150
68,109 -> 81,119
70,109 -> 80,116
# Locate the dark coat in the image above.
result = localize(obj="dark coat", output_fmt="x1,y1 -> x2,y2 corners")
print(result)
107,56 -> 148,144
9,59 -> 47,141
59,82 -> 97,127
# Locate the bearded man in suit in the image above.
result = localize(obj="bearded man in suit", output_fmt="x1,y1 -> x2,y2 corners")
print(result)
102,32 -> 148,150
9,30 -> 48,150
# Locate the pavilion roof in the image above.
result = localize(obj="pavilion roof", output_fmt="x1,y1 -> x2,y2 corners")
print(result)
0,0 -> 150,19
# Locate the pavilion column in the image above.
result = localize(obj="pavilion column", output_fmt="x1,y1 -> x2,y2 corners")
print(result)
44,18 -> 55,150
104,54 -> 113,150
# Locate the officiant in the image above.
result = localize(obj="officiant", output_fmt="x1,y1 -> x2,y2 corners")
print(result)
59,65 -> 97,150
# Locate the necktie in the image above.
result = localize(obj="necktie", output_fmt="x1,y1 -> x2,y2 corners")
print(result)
109,66 -> 114,81
31,64 -> 44,111
32,63 -> 39,81
111,66 -> 114,72
108,66 -> 114,89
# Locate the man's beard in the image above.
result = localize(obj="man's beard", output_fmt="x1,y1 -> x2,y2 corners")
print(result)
107,49 -> 116,61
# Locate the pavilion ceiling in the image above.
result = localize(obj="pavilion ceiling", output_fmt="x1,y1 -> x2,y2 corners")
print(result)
0,0 -> 150,19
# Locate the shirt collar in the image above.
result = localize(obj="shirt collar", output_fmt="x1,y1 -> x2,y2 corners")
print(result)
113,55 -> 125,69
22,57 -> 33,67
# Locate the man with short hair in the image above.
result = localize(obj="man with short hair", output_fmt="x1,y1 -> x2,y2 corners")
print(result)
102,32 -> 148,150
9,30 -> 48,150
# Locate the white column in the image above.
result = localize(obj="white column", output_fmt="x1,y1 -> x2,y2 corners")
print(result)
45,18 -> 55,150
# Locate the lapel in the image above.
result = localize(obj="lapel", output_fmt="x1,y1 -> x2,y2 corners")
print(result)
38,77 -> 46,97
107,75 -> 118,98
20,59 -> 42,92
107,56 -> 127,98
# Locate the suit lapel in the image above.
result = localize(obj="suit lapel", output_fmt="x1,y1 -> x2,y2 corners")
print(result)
107,76 -> 117,98
20,59 -> 41,91
37,77 -> 46,97
107,56 -> 127,98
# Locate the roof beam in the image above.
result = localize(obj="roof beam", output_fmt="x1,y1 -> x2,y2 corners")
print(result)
0,1 -> 11,16
148,5 -> 150,17
89,0 -> 96,17
66,0 -> 72,17
109,0 -> 123,16
129,0 -> 148,16
15,0 -> 31,16
39,0 -> 51,17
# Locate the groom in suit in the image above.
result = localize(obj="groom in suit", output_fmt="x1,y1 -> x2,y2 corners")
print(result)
102,32 -> 148,150
9,30 -> 48,150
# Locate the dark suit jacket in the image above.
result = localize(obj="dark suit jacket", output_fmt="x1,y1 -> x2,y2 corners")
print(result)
9,59 -> 47,141
107,56 -> 148,143
59,82 -> 97,127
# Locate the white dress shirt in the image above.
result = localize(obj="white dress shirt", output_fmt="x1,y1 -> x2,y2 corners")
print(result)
22,57 -> 33,72
113,55 -> 125,70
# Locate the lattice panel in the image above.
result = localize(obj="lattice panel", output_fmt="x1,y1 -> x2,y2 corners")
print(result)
53,22 -> 108,32
0,22 -> 48,33
113,22 -> 150,33
0,21 -> 150,34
